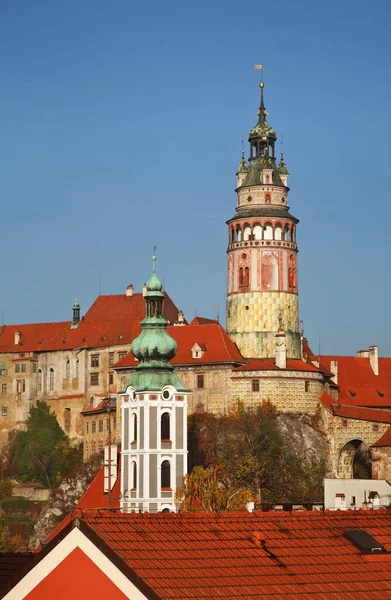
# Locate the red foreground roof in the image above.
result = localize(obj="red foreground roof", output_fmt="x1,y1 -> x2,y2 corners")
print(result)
30,509 -> 391,600
319,355 -> 391,408
114,322 -> 245,368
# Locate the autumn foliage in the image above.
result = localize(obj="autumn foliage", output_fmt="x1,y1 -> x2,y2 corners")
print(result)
179,401 -> 325,508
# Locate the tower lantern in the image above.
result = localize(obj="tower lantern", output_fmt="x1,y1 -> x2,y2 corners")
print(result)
226,78 -> 301,359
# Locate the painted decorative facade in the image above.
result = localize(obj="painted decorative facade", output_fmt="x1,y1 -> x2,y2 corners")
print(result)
226,82 -> 301,359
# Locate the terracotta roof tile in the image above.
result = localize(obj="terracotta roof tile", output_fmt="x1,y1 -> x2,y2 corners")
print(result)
114,323 -> 245,369
319,355 -> 391,408
371,426 -> 391,447
0,293 -> 179,353
319,391 -> 391,424
52,509 -> 391,599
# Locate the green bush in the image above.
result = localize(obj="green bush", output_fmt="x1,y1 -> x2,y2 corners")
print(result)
1,496 -> 33,515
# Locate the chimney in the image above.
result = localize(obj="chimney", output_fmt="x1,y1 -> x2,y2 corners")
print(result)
275,329 -> 287,369
246,501 -> 255,513
330,360 -> 338,384
125,284 -> 134,297
357,349 -> 369,357
369,345 -> 379,376
14,331 -> 21,346
142,283 -> 147,297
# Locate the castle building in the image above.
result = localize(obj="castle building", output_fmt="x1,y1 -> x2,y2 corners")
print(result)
226,81 -> 300,359
120,254 -> 188,513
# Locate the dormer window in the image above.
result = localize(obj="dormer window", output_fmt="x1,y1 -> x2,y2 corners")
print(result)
348,389 -> 357,397
192,343 -> 206,359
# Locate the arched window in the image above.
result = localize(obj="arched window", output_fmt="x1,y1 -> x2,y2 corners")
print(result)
65,359 -> 70,380
37,369 -> 42,392
75,358 -> 79,379
264,223 -> 273,240
253,224 -> 262,240
230,228 -> 235,244
243,225 -> 252,241
49,368 -> 54,391
236,226 -> 242,242
284,225 -> 291,242
161,460 -> 171,489
132,462 -> 137,490
132,414 -> 137,442
274,225 -> 282,240
161,413 -> 170,441
243,267 -> 250,291
238,267 -> 244,291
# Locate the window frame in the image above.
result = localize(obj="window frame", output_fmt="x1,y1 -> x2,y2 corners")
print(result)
90,354 -> 100,368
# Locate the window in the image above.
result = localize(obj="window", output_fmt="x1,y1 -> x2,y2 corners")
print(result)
305,381 -> 310,392
32,362 -> 37,373
98,440 -> 103,453
1,384 -> 6,394
92,421 -> 96,433
161,413 -> 170,440
106,418 -> 110,431
373,423 -> 380,433
90,373 -> 99,386
2,407 -> 7,417
98,419 -> 103,432
16,379 -> 26,393
65,359 -> 70,379
118,352 -> 126,360
75,359 -> 79,379
49,368 -> 54,391
132,462 -> 137,490
91,441 -> 96,455
86,422 -> 89,434
21,364 -> 26,373
341,419 -> 348,428
37,369 -> 43,392
15,364 -> 20,374
91,354 -> 99,368
109,372 -> 114,386
197,374 -> 204,389
161,460 -> 171,489
85,444 -> 88,459
252,379 -> 260,392
109,353 -> 114,365
0,365 -> 6,376
133,414 -> 137,442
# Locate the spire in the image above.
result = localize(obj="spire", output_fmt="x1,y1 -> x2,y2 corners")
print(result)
129,251 -> 187,392
71,297 -> 80,329
237,146 -> 247,174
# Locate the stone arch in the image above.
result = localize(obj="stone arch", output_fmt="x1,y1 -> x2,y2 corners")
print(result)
253,223 -> 262,240
338,439 -> 372,479
243,223 -> 252,241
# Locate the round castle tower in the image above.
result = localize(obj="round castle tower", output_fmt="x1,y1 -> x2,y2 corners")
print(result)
226,81 -> 301,359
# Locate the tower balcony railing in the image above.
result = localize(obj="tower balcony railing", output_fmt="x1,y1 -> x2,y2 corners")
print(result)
228,240 -> 297,251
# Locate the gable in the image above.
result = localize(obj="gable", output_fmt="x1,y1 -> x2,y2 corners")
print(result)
25,547 -> 128,600
4,528 -> 148,600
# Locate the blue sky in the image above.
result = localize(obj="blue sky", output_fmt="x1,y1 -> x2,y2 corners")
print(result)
0,0 -> 390,355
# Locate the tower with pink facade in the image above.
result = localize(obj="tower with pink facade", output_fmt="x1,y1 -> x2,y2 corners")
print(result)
226,81 -> 301,359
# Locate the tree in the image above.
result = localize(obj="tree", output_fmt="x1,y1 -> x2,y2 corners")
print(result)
175,466 -> 253,512
10,401 -> 81,488
187,402 -> 326,504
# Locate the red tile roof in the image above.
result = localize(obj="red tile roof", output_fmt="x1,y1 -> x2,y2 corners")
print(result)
0,293 -> 180,353
80,397 -> 116,415
319,390 -> 391,424
371,426 -> 391,447
45,509 -> 391,599
190,316 -> 218,325
84,292 -> 179,324
233,358 -> 322,373
319,355 -> 391,408
114,322 -> 245,368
